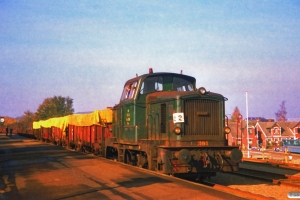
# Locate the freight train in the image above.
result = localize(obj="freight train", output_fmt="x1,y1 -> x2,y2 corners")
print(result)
33,69 -> 243,179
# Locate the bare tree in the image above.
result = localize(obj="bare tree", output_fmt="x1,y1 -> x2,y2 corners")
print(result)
231,106 -> 241,122
18,110 -> 35,133
275,101 -> 287,122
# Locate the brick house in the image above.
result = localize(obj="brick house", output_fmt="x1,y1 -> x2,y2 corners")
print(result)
285,122 -> 300,139
227,121 -> 255,148
227,120 -> 300,149
227,121 -> 239,146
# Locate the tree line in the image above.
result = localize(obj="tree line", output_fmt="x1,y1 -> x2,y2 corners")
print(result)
0,95 -> 74,133
230,100 -> 287,122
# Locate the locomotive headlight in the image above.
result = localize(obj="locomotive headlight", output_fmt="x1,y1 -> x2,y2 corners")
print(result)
198,87 -> 206,95
224,126 -> 231,134
173,127 -> 182,135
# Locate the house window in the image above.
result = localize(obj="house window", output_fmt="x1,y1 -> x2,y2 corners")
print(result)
248,128 -> 252,134
292,140 -> 300,145
297,127 -> 300,133
237,138 -> 241,145
273,127 -> 280,135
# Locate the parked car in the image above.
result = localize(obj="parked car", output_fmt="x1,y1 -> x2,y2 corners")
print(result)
274,147 -> 280,152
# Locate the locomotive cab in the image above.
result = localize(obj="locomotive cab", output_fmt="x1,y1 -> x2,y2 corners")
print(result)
109,69 -> 242,178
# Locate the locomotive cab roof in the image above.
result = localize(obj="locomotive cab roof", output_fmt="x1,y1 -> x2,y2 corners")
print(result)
119,70 -> 198,101
125,71 -> 196,87
118,69 -> 227,103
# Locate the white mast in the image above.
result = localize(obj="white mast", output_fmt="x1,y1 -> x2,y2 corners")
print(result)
246,91 -> 249,157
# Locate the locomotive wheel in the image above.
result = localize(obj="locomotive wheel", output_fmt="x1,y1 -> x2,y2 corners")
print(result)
148,157 -> 157,171
216,152 -> 224,170
93,149 -> 99,156
125,151 -> 133,165
105,146 -> 118,160
137,154 -> 148,168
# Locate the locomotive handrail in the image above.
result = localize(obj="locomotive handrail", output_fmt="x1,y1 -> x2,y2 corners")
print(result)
153,114 -> 157,141
147,114 -> 153,142
225,115 -> 229,127
153,113 -> 161,145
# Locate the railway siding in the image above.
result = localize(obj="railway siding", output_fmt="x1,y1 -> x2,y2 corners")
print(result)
240,161 -> 300,176
239,161 -> 300,188
205,159 -> 300,200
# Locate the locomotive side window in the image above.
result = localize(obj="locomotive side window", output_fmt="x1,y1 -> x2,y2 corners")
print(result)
140,76 -> 163,94
121,82 -> 137,100
173,77 -> 194,91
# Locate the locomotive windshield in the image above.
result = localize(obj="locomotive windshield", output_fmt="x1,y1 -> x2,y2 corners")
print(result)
121,81 -> 138,100
140,75 -> 195,95
120,74 -> 196,101
173,77 -> 194,91
140,76 -> 163,94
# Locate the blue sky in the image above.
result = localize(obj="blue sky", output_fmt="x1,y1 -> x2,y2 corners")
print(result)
1,1 -> 300,119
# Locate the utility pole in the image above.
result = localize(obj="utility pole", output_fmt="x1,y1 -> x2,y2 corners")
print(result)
0,117 -> 4,133
246,91 -> 249,150
236,116 -> 239,147
239,114 -> 243,149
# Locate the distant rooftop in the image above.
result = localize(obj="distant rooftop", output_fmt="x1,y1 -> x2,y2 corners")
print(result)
245,117 -> 300,122
245,117 -> 274,122
287,118 -> 300,122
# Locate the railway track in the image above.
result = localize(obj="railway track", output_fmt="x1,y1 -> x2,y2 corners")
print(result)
238,161 -> 300,187
194,161 -> 300,200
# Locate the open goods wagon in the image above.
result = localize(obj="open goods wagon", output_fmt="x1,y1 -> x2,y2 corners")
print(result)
33,109 -> 112,154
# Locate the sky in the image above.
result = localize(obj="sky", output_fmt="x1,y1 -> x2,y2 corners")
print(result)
1,1 -> 300,120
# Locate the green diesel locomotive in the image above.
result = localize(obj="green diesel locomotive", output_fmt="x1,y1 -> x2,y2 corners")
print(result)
105,68 -> 242,178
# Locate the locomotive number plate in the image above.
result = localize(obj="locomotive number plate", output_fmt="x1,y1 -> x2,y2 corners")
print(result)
198,141 -> 208,146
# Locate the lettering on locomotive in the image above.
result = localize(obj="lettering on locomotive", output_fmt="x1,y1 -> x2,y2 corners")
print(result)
173,113 -> 184,123
197,141 -> 209,146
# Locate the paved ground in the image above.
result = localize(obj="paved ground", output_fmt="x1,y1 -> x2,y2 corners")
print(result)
243,148 -> 300,165
0,133 -> 249,200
